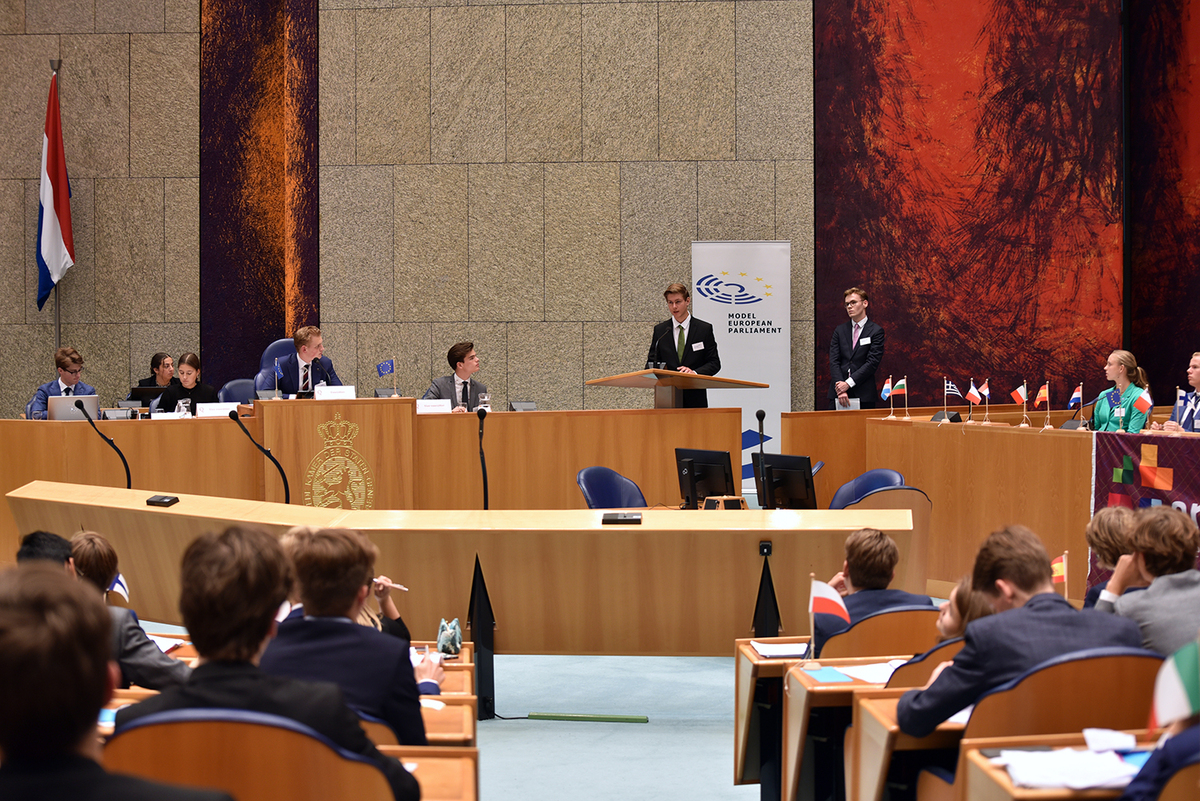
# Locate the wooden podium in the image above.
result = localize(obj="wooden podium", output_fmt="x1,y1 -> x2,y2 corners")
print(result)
586,369 -> 768,408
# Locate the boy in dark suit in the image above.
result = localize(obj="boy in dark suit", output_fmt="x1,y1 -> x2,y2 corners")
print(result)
30,346 -> 97,418
261,527 -> 442,744
115,525 -> 418,801
646,282 -> 721,408
828,287 -> 885,409
0,563 -> 230,801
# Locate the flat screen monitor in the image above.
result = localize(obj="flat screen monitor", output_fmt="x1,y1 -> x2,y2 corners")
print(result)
752,452 -> 817,510
675,448 -> 735,510
126,385 -> 167,407
47,394 -> 100,421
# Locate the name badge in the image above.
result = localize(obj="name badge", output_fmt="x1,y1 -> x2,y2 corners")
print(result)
1115,407 -> 1125,418
692,342 -> 704,351
859,336 -> 871,345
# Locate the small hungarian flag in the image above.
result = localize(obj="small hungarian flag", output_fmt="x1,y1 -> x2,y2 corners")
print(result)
1133,389 -> 1153,415
1050,553 -> 1066,583
1068,384 -> 1083,409
1010,383 -> 1027,404
1033,383 -> 1049,408
978,379 -> 990,400
1149,638 -> 1200,729
809,577 -> 851,624
880,376 -> 892,401
891,377 -> 908,397
965,380 -> 982,405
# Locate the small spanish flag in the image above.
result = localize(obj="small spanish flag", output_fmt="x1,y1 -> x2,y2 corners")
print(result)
1051,552 -> 1067,583
1033,382 -> 1049,408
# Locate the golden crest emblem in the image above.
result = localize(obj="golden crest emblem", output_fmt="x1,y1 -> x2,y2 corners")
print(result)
304,413 -> 375,509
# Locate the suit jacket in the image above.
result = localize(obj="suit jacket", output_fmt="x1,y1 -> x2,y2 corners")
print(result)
30,379 -> 97,417
1096,569 -> 1200,657
1118,723 -> 1199,801
423,374 -> 488,410
1167,390 -> 1199,431
812,588 -> 935,657
274,352 -> 343,396
0,754 -> 232,801
828,318 -> 885,406
109,606 -> 192,690
115,661 -> 418,801
646,316 -> 721,408
896,593 -> 1143,737
260,616 -> 433,745
1091,384 -> 1149,433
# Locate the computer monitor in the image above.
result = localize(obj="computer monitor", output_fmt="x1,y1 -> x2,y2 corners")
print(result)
675,448 -> 735,510
126,385 -> 167,407
751,452 -> 817,510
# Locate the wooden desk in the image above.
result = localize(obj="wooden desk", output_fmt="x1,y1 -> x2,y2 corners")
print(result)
735,637 -> 811,785
782,658 -> 903,801
377,745 -> 478,801
421,696 -> 476,746
8,482 -> 914,653
586,368 -> 768,408
852,694 -> 965,801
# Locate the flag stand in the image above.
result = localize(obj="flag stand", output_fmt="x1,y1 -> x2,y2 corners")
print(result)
883,375 -> 896,420
1041,382 -> 1053,431
805,572 -> 819,667
981,379 -> 994,425
939,376 -> 948,426
965,377 -> 979,425
1019,382 -> 1031,428
902,376 -> 911,420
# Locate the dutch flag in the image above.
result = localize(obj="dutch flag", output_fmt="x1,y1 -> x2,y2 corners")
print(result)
36,72 -> 74,311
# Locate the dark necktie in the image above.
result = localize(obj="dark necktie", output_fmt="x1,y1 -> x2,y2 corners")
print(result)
301,364 -> 310,392
64,387 -> 72,396
462,381 -> 469,408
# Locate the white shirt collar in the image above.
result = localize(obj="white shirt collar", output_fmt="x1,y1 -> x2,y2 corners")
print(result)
58,378 -> 73,393
675,314 -> 691,335
851,316 -> 868,329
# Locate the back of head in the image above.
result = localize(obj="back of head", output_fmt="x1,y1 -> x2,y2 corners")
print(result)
1085,506 -> 1135,569
1127,506 -> 1200,577
289,528 -> 377,616
179,525 -> 292,662
0,563 -> 111,762
71,531 -> 119,594
16,530 -> 72,565
54,346 -> 83,371
844,527 -> 898,590
972,525 -> 1052,596
951,575 -> 995,627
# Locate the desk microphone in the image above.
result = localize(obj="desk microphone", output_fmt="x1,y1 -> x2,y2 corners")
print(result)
756,409 -> 766,457
77,400 -> 131,489
646,328 -> 672,370
228,410 -> 290,504
477,408 -> 489,511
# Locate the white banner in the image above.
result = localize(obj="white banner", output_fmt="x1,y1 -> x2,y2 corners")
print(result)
691,241 -> 792,497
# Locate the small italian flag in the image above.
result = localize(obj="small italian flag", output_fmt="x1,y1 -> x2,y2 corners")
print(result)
809,577 -> 851,624
1149,638 -> 1200,729
1010,383 -> 1028,404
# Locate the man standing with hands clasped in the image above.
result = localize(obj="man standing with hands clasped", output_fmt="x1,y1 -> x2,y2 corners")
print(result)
828,286 -> 885,409
646,282 -> 721,408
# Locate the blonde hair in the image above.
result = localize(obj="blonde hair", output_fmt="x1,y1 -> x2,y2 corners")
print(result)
1109,350 -> 1149,389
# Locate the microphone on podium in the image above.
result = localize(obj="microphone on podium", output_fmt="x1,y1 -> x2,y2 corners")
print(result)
756,409 -> 766,457
77,399 -> 131,489
228,410 -> 291,504
477,408 -> 489,511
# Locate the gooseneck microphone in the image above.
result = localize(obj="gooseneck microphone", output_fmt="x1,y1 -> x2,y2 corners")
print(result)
756,409 -> 766,457
477,408 -> 489,511
228,410 -> 290,504
647,327 -> 672,369
77,400 -> 131,489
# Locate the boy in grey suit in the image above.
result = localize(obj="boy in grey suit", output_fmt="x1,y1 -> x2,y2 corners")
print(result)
423,340 -> 487,411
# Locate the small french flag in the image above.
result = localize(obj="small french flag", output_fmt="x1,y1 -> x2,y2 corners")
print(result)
965,380 -> 982,405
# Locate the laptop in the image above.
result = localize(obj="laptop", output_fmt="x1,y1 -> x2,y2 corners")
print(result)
47,394 -> 101,421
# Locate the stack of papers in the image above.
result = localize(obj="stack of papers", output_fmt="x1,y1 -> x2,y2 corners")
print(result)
750,640 -> 809,659
999,749 -> 1139,789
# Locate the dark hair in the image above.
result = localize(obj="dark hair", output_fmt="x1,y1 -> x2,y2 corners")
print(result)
844,528 -> 898,590
54,346 -> 83,371
938,575 -> 995,642
16,531 -> 72,565
177,352 -> 201,373
447,342 -> 475,371
289,528 -> 377,617
972,525 -> 1053,596
1085,506 -> 1135,569
1128,507 -> 1200,577
0,563 -> 112,760
71,531 -> 119,595
179,526 -> 292,662
663,282 -> 690,301
150,352 -> 171,371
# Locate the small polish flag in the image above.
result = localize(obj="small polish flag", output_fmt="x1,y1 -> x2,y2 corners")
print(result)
809,577 -> 851,624
1010,383 -> 1027,404
1133,389 -> 1153,415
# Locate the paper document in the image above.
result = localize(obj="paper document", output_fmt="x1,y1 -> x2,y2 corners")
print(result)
1000,749 -> 1138,789
947,705 -> 972,725
147,634 -> 187,653
750,640 -> 809,659
836,660 -> 907,684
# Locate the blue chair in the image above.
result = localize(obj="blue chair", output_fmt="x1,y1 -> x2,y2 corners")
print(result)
104,708 -> 395,801
218,378 -> 256,404
828,468 -> 905,509
576,466 -> 648,509
254,337 -> 297,393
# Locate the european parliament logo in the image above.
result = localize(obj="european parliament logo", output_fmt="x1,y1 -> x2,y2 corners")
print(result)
695,274 -> 765,305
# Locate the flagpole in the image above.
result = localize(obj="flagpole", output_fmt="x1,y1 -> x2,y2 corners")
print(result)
902,376 -> 910,420
941,376 -> 947,425
807,573 -> 817,665
966,377 -> 975,424
274,357 -> 280,399
1041,381 -> 1052,431
1062,550 -> 1069,600
884,375 -> 895,420
393,355 -> 397,393
1019,381 -> 1030,428
50,60 -> 63,350
983,378 -> 992,425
